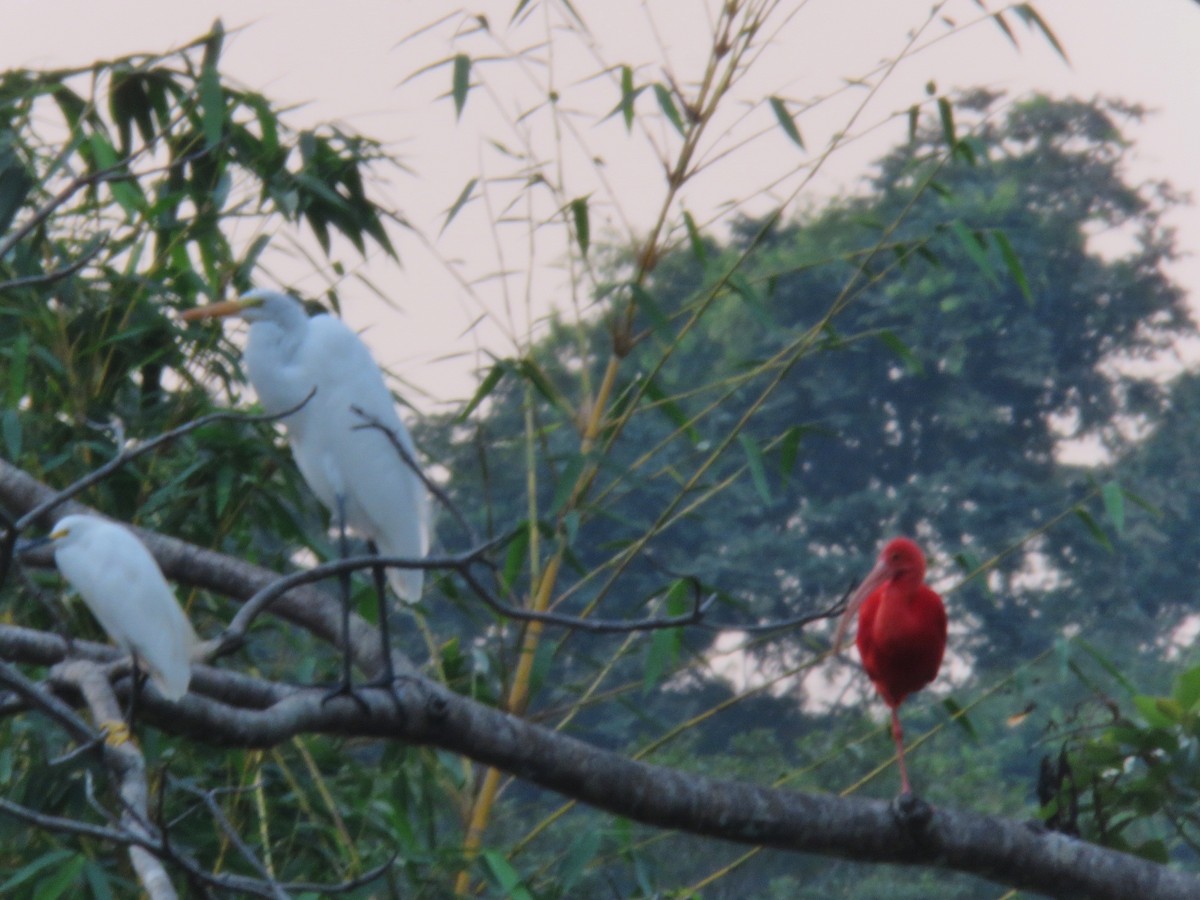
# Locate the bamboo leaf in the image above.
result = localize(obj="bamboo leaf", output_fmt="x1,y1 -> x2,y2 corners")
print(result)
1102,480 -> 1125,536
452,54 -> 471,119
993,230 -> 1033,303
768,96 -> 805,149
1074,507 -> 1113,552
619,65 -> 636,130
1015,4 -> 1069,62
441,177 -> 477,234
877,330 -> 923,375
991,11 -> 1019,48
682,210 -> 707,264
653,83 -> 686,135
198,62 -> 225,148
937,96 -> 956,150
942,697 -> 979,743
738,434 -> 771,503
950,221 -> 996,285
643,581 -> 688,693
481,850 -> 533,900
630,284 -> 673,342
570,196 -> 590,258
1174,665 -> 1200,712
457,361 -> 508,421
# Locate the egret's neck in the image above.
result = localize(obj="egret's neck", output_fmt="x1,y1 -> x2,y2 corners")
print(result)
244,318 -> 311,415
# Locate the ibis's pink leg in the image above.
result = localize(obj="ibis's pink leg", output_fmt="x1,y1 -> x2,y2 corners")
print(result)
891,707 -> 912,795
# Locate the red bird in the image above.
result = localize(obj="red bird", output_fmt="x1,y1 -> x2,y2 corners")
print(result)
835,537 -> 947,795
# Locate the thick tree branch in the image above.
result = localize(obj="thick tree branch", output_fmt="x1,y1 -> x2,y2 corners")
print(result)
1,622 -> 1194,899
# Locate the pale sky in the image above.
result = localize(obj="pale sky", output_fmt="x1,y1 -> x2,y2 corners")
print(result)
4,0 -> 1199,405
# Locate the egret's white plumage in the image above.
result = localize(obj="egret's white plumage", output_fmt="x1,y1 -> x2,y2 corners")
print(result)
48,515 -> 196,700
186,290 -> 431,601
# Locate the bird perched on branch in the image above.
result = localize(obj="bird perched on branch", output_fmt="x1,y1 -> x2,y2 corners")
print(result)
834,537 -> 946,795
33,515 -> 196,703
182,289 -> 431,695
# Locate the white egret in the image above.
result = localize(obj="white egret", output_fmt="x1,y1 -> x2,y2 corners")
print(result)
182,290 -> 431,691
40,514 -> 197,701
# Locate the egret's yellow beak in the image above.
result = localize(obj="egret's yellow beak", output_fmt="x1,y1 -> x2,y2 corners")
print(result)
49,527 -> 71,540
180,297 -> 260,322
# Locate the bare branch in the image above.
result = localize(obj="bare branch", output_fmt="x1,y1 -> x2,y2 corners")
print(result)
12,388 -> 317,534
350,405 -> 479,542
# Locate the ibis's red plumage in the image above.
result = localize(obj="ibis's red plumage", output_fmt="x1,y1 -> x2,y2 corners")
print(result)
838,537 -> 946,794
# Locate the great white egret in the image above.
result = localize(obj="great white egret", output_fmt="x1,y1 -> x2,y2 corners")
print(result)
36,514 -> 197,702
182,290 -> 431,691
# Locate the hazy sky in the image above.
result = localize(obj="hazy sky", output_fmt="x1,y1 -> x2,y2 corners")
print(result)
4,0 -> 1199,404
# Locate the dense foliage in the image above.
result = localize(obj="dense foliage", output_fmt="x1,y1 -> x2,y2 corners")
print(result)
1,7 -> 1197,897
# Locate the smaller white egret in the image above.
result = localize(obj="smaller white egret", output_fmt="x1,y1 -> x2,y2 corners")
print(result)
39,515 -> 197,701
182,290 -> 431,696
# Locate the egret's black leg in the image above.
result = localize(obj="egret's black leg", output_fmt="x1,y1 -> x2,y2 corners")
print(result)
125,653 -> 144,728
322,495 -> 369,712
365,539 -> 397,690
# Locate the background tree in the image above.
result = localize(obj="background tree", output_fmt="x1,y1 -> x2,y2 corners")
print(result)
1,3 -> 1198,898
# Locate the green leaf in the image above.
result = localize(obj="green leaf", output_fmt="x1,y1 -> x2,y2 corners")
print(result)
0,160 -> 34,236
1120,487 -> 1162,519
1174,665 -> 1200,712
452,54 -> 471,119
653,83 -> 685,135
561,828 -> 603,892
500,522 -> 531,594
551,454 -> 587,513
516,357 -> 564,410
619,65 -> 636,130
5,332 -> 29,407
570,196 -> 590,258
630,283 -> 673,342
644,614 -> 683,693
991,11 -> 1019,47
80,861 -> 114,900
481,850 -> 533,900
1073,507 -> 1112,552
768,96 -> 805,149
937,96 -> 956,149
942,697 -> 978,743
1014,4 -> 1069,62
643,377 -> 700,444
1133,694 -> 1176,729
1101,480 -> 1125,536
738,434 -> 771,503
993,230 -> 1033,303
877,330 -> 923,375
0,850 -> 76,894
3,410 -> 23,460
441,177 -> 477,234
198,62 -> 225,148
458,361 -> 508,421
1076,638 -> 1137,696
949,221 -> 996,285
682,210 -> 707,264
87,133 -> 143,216
32,854 -> 84,900
664,578 -> 691,616
778,425 -> 805,480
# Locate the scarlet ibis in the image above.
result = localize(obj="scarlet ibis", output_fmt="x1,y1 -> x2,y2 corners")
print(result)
835,537 -> 946,795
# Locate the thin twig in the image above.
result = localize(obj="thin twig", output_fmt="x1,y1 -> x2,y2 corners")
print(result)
13,388 -> 317,534
350,405 -> 479,543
